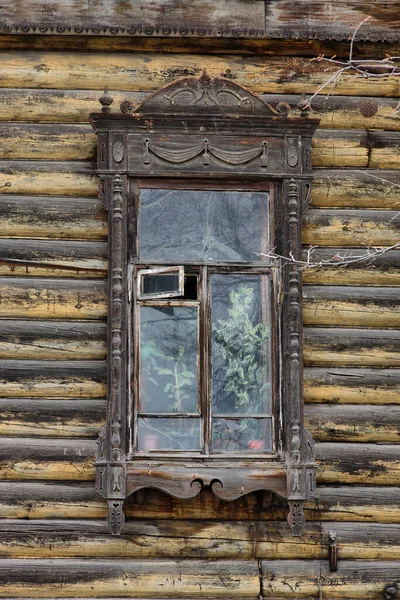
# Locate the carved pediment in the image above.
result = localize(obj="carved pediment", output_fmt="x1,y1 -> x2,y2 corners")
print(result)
120,70 -> 289,117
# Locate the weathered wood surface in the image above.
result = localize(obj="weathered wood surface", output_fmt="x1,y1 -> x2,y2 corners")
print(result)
304,367 -> 400,404
302,249 -> 400,286
0,278 -> 107,319
303,286 -> 400,327
2,89 -> 399,131
1,162 -> 398,210
0,398 -> 105,437
1,52 -> 399,97
1,519 -> 400,560
261,560 -> 400,599
0,320 -> 106,360
2,321 -> 398,366
305,404 -> 400,442
0,558 -> 260,598
2,0 -> 399,40
0,360 -> 106,398
0,396 -> 396,442
0,196 -> 106,239
0,438 -> 398,485
303,209 -> 400,247
304,327 -> 400,367
0,482 -> 399,523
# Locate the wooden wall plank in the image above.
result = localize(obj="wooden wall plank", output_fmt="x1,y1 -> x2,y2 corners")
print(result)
305,404 -> 400,443
304,367 -> 400,404
304,327 -> 400,367
0,52 -> 399,97
0,320 -> 106,360
303,286 -> 400,327
0,520 -> 399,561
0,482 -> 399,523
0,558 -> 260,598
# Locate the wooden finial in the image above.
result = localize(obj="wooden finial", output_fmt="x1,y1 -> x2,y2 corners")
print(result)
198,69 -> 211,84
99,85 -> 114,113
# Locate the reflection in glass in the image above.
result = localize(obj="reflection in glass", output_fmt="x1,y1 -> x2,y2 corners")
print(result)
142,273 -> 180,296
140,306 -> 198,413
211,275 -> 271,416
139,189 -> 269,262
212,418 -> 272,452
138,417 -> 201,451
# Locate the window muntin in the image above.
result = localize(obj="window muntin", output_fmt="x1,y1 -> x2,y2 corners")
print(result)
132,183 -> 277,457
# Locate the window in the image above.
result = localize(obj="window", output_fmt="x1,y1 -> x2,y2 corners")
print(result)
91,72 -> 319,537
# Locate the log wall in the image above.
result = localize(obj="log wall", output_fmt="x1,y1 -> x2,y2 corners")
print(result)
0,30 -> 399,600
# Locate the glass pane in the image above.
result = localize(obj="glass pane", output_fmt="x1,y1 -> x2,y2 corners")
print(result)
140,306 -> 198,413
142,273 -> 180,296
211,274 -> 272,415
212,418 -> 272,452
139,189 -> 269,262
138,417 -> 201,451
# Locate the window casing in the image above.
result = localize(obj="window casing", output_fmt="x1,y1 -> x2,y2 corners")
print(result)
91,73 -> 319,536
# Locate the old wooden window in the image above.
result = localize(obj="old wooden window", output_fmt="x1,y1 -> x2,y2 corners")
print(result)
91,73 -> 319,537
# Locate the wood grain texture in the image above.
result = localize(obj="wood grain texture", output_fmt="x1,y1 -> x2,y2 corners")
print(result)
0,482 -> 399,523
0,557 -> 260,597
0,519 -> 399,560
304,367 -> 400,404
303,286 -> 400,327
261,560 -> 400,599
0,52 -> 399,97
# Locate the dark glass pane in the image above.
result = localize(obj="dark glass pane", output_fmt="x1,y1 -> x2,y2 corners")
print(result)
138,417 -> 201,451
139,189 -> 269,262
142,273 -> 180,296
212,418 -> 272,452
140,306 -> 198,413
211,274 -> 272,415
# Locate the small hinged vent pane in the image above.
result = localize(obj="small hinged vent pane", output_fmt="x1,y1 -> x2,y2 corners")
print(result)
137,266 -> 184,299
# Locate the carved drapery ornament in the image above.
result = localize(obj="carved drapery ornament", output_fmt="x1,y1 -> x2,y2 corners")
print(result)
90,73 -> 319,536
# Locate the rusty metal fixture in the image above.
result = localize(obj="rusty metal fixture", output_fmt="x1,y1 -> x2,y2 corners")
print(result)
328,531 -> 338,572
99,85 -> 113,113
359,99 -> 378,117
383,583 -> 399,599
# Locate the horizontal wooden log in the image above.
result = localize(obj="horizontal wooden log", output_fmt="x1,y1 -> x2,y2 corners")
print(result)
303,286 -> 400,327
1,162 -> 398,211
0,239 -> 107,278
0,519 -> 399,561
303,209 -> 400,247
1,51 -> 399,97
0,360 -> 106,398
2,89 -> 400,131
0,124 -> 379,168
0,558 -> 259,597
317,442 -> 400,485
0,320 -> 106,360
305,404 -> 400,443
312,169 -> 400,209
0,278 -> 107,319
370,131 -> 400,170
0,160 -> 97,197
261,560 -> 400,598
0,196 -> 107,240
304,367 -> 400,404
0,482 -> 399,523
0,398 -> 105,437
302,248 -> 400,286
0,438 -> 398,485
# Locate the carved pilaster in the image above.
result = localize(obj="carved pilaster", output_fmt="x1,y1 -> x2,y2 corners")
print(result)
107,500 -> 125,536
287,499 -> 305,536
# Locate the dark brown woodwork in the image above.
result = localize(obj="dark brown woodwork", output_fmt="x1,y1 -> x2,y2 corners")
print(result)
90,73 -> 319,536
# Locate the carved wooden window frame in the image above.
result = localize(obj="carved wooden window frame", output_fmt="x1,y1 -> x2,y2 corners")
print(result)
90,73 -> 319,536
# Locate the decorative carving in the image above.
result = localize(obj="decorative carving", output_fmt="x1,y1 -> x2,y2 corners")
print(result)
143,137 -> 268,167
99,85 -> 113,114
287,500 -> 305,536
107,500 -> 125,536
112,140 -> 124,163
291,422 -> 301,464
287,145 -> 299,167
96,425 -> 107,461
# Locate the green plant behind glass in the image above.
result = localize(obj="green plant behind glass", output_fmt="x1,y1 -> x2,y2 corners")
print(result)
212,285 -> 270,414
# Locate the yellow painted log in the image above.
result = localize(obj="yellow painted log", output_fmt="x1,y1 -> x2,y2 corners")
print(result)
303,267 -> 400,286
0,168 -> 97,197
0,52 -> 399,97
